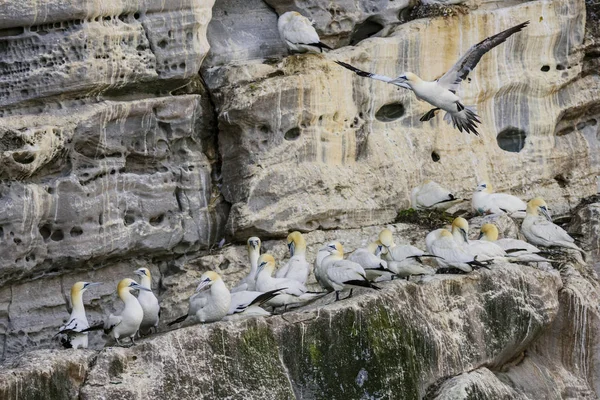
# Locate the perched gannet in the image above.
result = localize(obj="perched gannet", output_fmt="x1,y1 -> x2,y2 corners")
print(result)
479,223 -> 549,263
134,267 -> 160,335
335,21 -> 529,134
231,237 -> 262,293
225,289 -> 283,320
321,242 -> 381,300
169,271 -> 231,326
56,281 -> 101,349
411,180 -> 459,210
275,231 -> 311,285
315,241 -> 337,290
347,242 -> 392,281
429,229 -> 489,272
522,198 -> 585,256
378,229 -> 438,278
451,217 -> 508,262
278,11 -> 331,53
472,181 -> 527,217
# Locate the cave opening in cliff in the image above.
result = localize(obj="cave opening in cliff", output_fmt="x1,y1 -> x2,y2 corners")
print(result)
496,127 -> 527,152
375,103 -> 405,122
349,17 -> 384,46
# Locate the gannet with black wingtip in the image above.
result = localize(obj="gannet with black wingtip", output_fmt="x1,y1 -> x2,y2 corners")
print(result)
378,229 -> 437,278
321,242 -> 381,301
169,271 -> 231,326
315,242 -> 337,291
430,229 -> 489,272
275,231 -> 311,285
335,21 -> 529,134
102,278 -> 151,346
231,237 -> 262,293
278,11 -> 332,53
348,242 -> 393,281
56,281 -> 101,349
451,217 -> 508,262
472,181 -> 527,217
479,223 -> 549,263
411,180 -> 460,210
225,289 -> 283,320
133,267 -> 160,335
522,198 -> 585,256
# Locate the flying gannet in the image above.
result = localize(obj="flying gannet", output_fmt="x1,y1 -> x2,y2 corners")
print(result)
479,223 -> 549,263
321,242 -> 381,301
335,21 -> 530,134
169,271 -> 232,326
231,237 -> 262,293
472,181 -> 527,217
378,229 -> 437,278
275,231 -> 311,285
411,180 -> 460,210
521,198 -> 585,256
429,229 -> 489,272
278,11 -> 332,53
133,267 -> 160,335
56,281 -> 101,349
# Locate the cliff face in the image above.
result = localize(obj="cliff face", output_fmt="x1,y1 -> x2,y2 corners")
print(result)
0,0 -> 599,398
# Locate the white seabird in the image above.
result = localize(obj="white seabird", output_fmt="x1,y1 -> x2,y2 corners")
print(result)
411,180 -> 460,210
378,229 -> 437,278
429,229 -> 489,273
225,289 -> 283,320
56,281 -> 101,349
169,271 -> 232,326
134,267 -> 160,335
278,11 -> 332,53
231,237 -> 262,293
472,181 -> 527,217
347,242 -> 392,281
275,231 -> 311,285
479,223 -> 549,263
335,21 -> 530,134
521,198 -> 585,256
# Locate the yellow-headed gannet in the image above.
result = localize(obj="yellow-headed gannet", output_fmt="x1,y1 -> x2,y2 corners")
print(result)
278,11 -> 332,53
522,198 -> 585,256
378,229 -> 437,278
225,289 -> 283,320
169,271 -> 231,326
321,242 -> 381,301
472,181 -> 527,217
315,241 -> 337,290
56,281 -> 101,349
347,242 -> 393,281
133,267 -> 160,335
479,223 -> 549,263
411,180 -> 460,210
335,21 -> 529,134
275,231 -> 311,285
429,229 -> 489,273
231,237 -> 262,293
451,217 -> 509,262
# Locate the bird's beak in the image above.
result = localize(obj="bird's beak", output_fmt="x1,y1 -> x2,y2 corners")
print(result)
133,270 -> 145,277
195,280 -> 211,293
478,232 -> 484,240
375,245 -> 384,257
250,241 -> 258,250
132,282 -> 151,292
288,242 -> 295,257
539,206 -> 552,222
257,262 -> 266,275
461,229 -> 469,243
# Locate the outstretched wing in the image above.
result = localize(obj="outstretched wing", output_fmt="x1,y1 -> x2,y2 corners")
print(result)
335,61 -> 410,89
437,21 -> 529,91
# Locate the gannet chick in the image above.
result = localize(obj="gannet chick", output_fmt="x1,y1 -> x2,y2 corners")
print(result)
56,281 -> 101,349
133,267 -> 160,335
321,242 -> 381,301
479,223 -> 549,263
522,198 -> 585,256
411,180 -> 459,210
231,237 -> 262,293
347,242 -> 392,281
275,231 -> 311,285
169,271 -> 231,326
429,230 -> 489,272
225,289 -> 283,320
278,11 -> 332,53
102,279 -> 151,346
472,181 -> 527,217
335,21 -> 529,134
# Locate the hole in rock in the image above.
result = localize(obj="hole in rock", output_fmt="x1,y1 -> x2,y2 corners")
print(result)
149,214 -> 164,226
39,225 -> 52,240
13,237 -> 22,245
157,39 -> 168,49
556,64 -> 566,70
497,127 -> 527,153
0,27 -> 25,38
70,227 -> 83,237
375,103 -> 405,122
350,17 -> 384,46
133,13 -> 140,20
124,212 -> 135,226
12,152 -> 35,164
554,174 -> 569,188
0,226 -> 3,238
46,187 -> 55,194
284,127 -> 301,141
431,151 -> 440,162
98,214 -> 104,226
541,65 -> 550,72
50,230 -> 64,241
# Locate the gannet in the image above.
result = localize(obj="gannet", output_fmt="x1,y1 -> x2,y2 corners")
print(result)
56,281 -> 101,349
335,21 -> 529,134
378,229 -> 438,278
411,180 -> 459,210
278,11 -> 332,53
134,267 -> 160,335
275,231 -> 311,285
451,217 -> 508,262
231,237 -> 262,293
169,271 -> 231,326
522,198 -> 585,256
479,223 -> 549,263
321,242 -> 381,301
315,241 -> 337,291
472,181 -> 527,217
225,289 -> 283,320
347,242 -> 393,281
429,229 -> 489,272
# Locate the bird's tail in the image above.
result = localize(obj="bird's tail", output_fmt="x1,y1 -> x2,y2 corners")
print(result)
168,314 -> 189,327
252,289 -> 285,307
343,278 -> 381,290
315,42 -> 332,52
78,322 -> 105,333
444,105 -> 481,135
